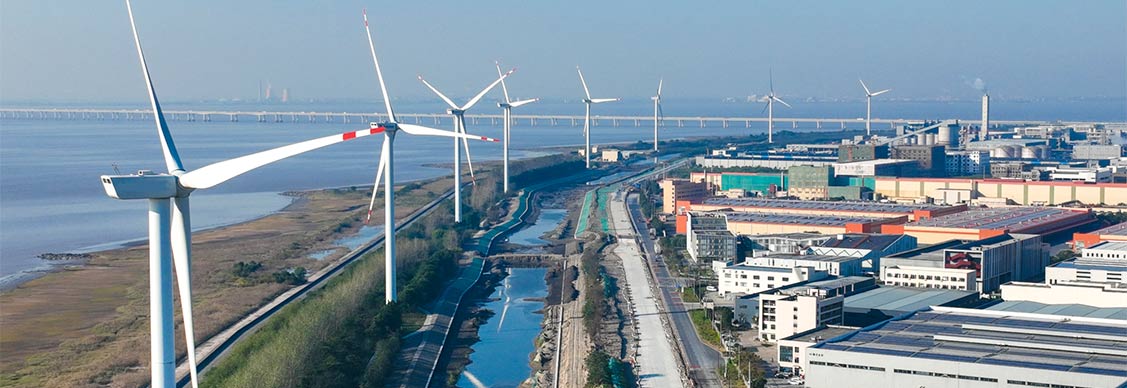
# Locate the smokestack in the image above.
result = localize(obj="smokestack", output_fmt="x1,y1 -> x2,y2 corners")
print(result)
981,93 -> 990,141
281,88 -> 289,103
265,82 -> 272,101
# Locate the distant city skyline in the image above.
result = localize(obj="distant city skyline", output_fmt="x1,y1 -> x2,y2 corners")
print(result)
1,0 -> 1124,103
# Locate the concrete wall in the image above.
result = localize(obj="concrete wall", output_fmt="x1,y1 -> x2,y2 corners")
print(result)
875,177 -> 1127,206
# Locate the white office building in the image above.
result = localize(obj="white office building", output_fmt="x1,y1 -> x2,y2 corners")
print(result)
717,265 -> 827,297
945,150 -> 990,176
759,290 -> 845,342
880,265 -> 977,292
1000,281 -> 1127,308
804,307 -> 1127,388
1047,241 -> 1127,285
746,254 -> 865,277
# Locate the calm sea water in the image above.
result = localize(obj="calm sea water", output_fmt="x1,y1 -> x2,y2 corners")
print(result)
457,267 -> 548,388
1,99 -> 1122,286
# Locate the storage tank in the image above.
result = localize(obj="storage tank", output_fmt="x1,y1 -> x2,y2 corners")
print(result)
1038,145 -> 1051,159
1021,146 -> 1037,159
937,125 -> 952,145
926,133 -> 936,145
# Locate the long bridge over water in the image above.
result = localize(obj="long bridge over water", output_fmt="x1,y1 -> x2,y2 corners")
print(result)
4,107 -> 1113,130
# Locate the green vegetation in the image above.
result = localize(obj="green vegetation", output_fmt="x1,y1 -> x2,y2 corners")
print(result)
1097,211 -> 1127,225
584,350 -> 636,388
231,261 -> 262,278
688,309 -> 722,348
1052,249 -> 1078,264
716,347 -> 767,388
271,267 -> 307,285
580,241 -> 609,341
681,287 -> 701,303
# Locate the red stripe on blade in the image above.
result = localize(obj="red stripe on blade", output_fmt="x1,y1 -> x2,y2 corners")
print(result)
369,127 -> 385,134
342,132 -> 357,140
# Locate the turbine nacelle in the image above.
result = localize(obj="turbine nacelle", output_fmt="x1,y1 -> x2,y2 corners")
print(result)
100,172 -> 179,200
370,121 -> 395,133
446,108 -> 466,115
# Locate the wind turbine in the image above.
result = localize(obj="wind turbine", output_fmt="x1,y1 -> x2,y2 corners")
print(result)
860,79 -> 891,136
577,66 -> 619,169
105,2 -> 397,387
652,78 -> 663,153
495,61 -> 539,193
417,69 -> 510,223
360,10 -> 498,302
760,70 -> 791,144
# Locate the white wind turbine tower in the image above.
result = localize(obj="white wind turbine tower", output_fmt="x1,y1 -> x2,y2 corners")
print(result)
495,61 -> 539,193
105,3 -> 406,386
652,78 -> 663,153
860,79 -> 891,136
577,66 -> 619,169
360,10 -> 499,302
760,70 -> 791,144
417,69 -> 511,223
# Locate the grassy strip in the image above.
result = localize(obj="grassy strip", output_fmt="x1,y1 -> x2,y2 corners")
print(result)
688,309 -> 722,348
681,287 -> 701,303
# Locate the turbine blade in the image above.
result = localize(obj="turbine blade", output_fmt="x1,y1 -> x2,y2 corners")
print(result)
769,68 -> 775,94
170,197 -> 199,388
363,9 -> 396,121
417,75 -> 459,110
590,98 -> 619,104
366,146 -> 387,224
577,66 -> 591,100
180,126 -> 386,189
774,97 -> 792,108
657,78 -> 663,97
760,102 -> 770,115
126,0 -> 184,174
462,68 -> 513,111
872,88 -> 891,97
496,61 -> 511,104
859,79 -> 871,96
399,123 -> 500,142
510,98 -> 539,108
460,118 -> 477,185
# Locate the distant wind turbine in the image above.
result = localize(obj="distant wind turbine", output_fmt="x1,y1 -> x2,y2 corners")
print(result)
760,70 -> 791,143
495,61 -> 539,193
860,79 -> 891,136
360,10 -> 499,302
652,78 -> 663,152
577,66 -> 619,168
416,69 -> 511,222
106,2 -> 397,386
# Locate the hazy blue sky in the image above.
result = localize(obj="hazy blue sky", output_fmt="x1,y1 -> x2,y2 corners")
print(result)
2,0 -> 1124,103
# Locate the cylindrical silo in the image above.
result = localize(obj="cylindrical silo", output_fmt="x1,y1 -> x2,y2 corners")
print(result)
1021,146 -> 1037,159
937,125 -> 952,145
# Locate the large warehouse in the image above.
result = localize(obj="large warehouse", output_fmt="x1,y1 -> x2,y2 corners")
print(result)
882,206 -> 1095,244
681,197 -> 964,221
1073,222 -> 1127,249
722,212 -> 907,235
803,307 -> 1127,388
873,177 -> 1127,206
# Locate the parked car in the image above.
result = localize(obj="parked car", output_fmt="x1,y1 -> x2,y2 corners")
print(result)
788,376 -> 805,385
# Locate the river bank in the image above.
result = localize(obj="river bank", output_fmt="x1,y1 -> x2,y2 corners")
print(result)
0,177 -> 455,387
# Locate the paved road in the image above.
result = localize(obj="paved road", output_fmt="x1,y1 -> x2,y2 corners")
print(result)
608,192 -> 684,388
626,193 -> 722,387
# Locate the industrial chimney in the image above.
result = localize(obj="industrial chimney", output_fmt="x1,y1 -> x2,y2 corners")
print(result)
980,93 -> 990,141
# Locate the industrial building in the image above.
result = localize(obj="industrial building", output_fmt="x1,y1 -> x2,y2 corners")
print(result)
812,233 -> 918,271
832,159 -> 917,177
873,176 -> 1127,206
1073,144 -> 1123,161
841,286 -> 980,326
881,265 -> 977,292
985,300 -> 1127,320
695,154 -> 836,169
803,307 -> 1127,388
733,276 -> 876,326
682,197 -> 963,221
689,171 -> 786,195
746,254 -> 866,277
659,178 -> 708,214
889,144 -> 946,177
1048,166 -> 1113,183
723,212 -> 905,235
945,150 -> 990,176
879,234 -> 1049,294
837,143 -> 889,162
965,138 -> 1052,160
759,290 -> 844,342
717,265 -> 827,297
1073,222 -> 1127,249
1047,241 -> 1127,284
745,232 -> 830,254
787,165 -> 834,200
882,207 -> 1094,244
1000,281 -> 1127,309
686,230 -> 737,263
